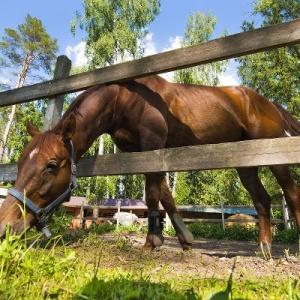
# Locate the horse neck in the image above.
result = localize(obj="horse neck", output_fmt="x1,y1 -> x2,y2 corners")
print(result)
62,86 -> 117,162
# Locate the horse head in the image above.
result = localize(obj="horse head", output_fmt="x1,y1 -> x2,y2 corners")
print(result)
0,113 -> 77,238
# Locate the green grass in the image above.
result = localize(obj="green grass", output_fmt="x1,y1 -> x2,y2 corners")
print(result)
187,221 -> 299,243
0,215 -> 299,299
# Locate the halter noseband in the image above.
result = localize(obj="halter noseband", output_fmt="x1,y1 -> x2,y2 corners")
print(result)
8,141 -> 78,238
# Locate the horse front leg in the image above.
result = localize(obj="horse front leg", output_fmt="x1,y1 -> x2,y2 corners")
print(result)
160,178 -> 194,250
142,173 -> 165,250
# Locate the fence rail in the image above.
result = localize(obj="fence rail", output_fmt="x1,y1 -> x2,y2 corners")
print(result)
1,136 -> 300,181
0,19 -> 300,106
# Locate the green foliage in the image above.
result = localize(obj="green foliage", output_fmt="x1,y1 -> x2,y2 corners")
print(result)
236,0 -> 300,117
273,228 -> 299,243
188,222 -> 298,243
174,169 -> 252,206
47,206 -> 73,236
0,14 -> 58,163
71,0 -> 161,68
5,102 -> 44,163
189,222 -> 226,240
0,13 -> 58,84
173,11 -> 229,86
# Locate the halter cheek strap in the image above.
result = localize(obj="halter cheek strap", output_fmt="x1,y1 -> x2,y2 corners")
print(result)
8,141 -> 77,238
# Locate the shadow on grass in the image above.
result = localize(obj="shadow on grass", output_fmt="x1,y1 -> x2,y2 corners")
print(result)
73,276 -> 197,300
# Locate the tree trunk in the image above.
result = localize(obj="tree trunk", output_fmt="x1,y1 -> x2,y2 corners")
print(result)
0,60 -> 28,162
0,104 -> 16,162
172,172 -> 178,197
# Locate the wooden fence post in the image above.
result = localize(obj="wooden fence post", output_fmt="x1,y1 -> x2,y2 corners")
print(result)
93,207 -> 99,225
221,200 -> 225,230
43,55 -> 71,131
282,194 -> 292,230
79,201 -> 85,228
116,200 -> 121,229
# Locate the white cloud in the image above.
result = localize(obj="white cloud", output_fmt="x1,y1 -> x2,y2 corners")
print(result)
159,36 -> 183,81
162,36 -> 182,52
65,41 -> 88,67
143,33 -> 157,56
219,61 -> 241,86
219,73 -> 240,86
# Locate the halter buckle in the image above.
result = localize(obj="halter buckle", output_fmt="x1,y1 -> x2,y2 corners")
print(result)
71,162 -> 77,175
36,209 -> 47,221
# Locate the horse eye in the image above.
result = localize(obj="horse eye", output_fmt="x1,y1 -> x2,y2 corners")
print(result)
46,162 -> 57,171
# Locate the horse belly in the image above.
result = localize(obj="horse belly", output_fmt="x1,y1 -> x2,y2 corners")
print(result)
167,107 -> 242,147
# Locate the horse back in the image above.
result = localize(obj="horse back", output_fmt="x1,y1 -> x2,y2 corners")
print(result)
111,76 -> 285,150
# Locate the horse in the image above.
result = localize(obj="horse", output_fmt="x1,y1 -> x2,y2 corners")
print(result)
0,75 -> 300,251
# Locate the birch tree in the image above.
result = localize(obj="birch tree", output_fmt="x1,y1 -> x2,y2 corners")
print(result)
71,0 -> 161,68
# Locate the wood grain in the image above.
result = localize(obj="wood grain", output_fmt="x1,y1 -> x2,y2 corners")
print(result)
1,19 -> 300,106
1,137 -> 299,181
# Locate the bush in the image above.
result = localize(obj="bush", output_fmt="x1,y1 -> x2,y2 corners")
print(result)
188,222 -> 298,243
224,224 -> 259,241
273,228 -> 299,243
188,222 -> 225,239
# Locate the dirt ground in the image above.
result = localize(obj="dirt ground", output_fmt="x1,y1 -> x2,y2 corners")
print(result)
99,232 -> 300,280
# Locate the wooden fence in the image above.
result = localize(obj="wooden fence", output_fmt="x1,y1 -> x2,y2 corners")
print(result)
0,19 -> 300,181
64,200 -> 292,231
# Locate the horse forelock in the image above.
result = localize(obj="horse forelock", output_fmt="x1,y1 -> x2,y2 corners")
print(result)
20,133 -> 62,165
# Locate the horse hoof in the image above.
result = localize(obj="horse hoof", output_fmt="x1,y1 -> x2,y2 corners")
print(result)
255,243 -> 272,259
182,243 -> 193,251
141,233 -> 164,251
177,232 -> 193,251
142,243 -> 155,251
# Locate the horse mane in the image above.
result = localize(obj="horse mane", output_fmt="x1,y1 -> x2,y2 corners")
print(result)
52,85 -> 101,133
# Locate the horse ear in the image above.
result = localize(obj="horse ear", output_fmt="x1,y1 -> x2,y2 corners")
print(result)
26,120 -> 40,137
61,113 -> 76,143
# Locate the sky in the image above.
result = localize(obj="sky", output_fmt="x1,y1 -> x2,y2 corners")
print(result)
0,1 -> 258,86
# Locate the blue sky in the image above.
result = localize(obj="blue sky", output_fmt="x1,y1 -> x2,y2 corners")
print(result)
0,1 -> 257,85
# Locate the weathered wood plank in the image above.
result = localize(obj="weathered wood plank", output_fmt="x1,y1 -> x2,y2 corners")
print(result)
1,19 -> 300,106
76,137 -> 300,176
1,137 -> 300,181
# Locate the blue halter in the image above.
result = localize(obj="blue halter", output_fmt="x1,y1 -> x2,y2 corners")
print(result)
8,141 -> 77,238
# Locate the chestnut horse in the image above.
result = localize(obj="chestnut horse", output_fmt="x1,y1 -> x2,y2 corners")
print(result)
1,75 -> 300,251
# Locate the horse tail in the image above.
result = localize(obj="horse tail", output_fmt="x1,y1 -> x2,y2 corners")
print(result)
273,102 -> 300,136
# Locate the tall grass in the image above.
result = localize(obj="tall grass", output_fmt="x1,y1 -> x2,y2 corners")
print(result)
0,216 -> 299,299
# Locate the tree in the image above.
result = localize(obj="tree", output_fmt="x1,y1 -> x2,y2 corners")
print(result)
0,14 -> 59,162
174,11 -> 229,85
71,0 -> 161,68
236,0 -> 300,116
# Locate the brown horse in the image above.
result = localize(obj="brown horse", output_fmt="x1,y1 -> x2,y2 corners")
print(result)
0,75 -> 300,251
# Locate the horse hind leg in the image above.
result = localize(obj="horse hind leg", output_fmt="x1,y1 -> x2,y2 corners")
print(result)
142,173 -> 165,251
237,167 -> 273,248
270,165 -> 300,238
160,178 -> 194,250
